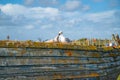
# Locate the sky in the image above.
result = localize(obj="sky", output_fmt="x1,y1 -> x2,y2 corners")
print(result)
0,0 -> 120,41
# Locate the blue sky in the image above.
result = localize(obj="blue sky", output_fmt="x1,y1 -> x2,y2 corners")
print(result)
0,0 -> 120,41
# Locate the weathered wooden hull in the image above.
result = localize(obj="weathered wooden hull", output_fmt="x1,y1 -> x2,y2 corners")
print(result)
0,48 -> 120,80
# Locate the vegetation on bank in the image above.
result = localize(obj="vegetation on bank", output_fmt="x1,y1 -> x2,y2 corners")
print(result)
0,39 -> 119,51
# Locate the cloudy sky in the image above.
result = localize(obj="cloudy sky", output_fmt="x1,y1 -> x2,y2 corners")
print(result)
0,0 -> 120,41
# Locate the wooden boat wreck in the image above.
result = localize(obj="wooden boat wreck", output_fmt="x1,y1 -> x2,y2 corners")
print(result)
0,33 -> 120,80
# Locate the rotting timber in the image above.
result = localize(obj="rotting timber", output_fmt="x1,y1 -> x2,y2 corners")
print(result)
0,40 -> 120,80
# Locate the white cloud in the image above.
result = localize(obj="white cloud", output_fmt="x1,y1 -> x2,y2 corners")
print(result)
0,4 -> 2,8
24,0 -> 34,5
51,0 -> 58,4
43,7 -> 59,15
0,4 -> 59,18
65,0 -> 81,11
1,4 -> 27,16
39,0 -> 58,5
24,0 -> 59,7
85,10 -> 116,22
113,28 -> 120,31
82,5 -> 90,11
61,0 -> 81,11
25,25 -> 34,30
41,24 -> 53,29
60,0 -> 90,12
